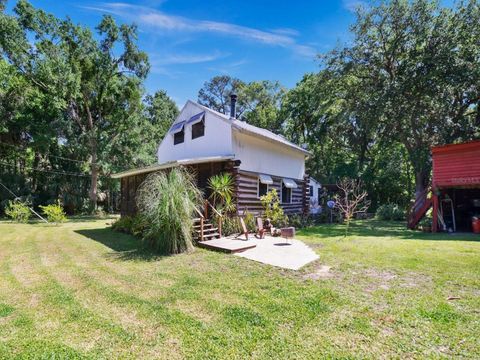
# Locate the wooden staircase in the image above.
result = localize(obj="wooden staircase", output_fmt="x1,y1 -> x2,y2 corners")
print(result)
407,187 -> 432,229
193,217 -> 221,242
193,200 -> 223,242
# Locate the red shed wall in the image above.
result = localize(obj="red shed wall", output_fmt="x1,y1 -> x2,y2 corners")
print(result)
432,140 -> 480,188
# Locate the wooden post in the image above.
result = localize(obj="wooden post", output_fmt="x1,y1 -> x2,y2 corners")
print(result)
218,217 -> 222,238
204,200 -> 209,219
226,159 -> 241,215
432,191 -> 439,233
200,217 -> 204,241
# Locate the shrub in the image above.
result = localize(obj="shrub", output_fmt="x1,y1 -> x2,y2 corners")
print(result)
112,215 -> 147,237
289,214 -> 315,229
260,190 -> 287,227
112,216 -> 134,233
242,210 -> 257,233
39,202 -> 67,224
136,167 -> 203,254
5,200 -> 30,223
94,206 -> 107,218
211,214 -> 240,236
376,204 -> 405,221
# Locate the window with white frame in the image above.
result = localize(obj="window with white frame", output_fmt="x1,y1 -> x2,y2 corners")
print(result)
258,180 -> 268,198
281,178 -> 297,203
281,182 -> 292,203
257,174 -> 273,198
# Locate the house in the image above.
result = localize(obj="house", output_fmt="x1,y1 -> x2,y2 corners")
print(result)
112,95 -> 312,217
408,140 -> 480,232
309,178 -> 322,214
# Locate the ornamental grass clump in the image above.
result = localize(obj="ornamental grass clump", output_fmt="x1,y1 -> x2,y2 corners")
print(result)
136,167 -> 203,254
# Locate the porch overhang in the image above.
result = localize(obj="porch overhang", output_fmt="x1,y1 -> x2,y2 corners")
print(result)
111,155 -> 236,179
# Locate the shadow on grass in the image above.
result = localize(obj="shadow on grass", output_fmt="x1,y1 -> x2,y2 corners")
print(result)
25,215 -> 118,225
75,228 -> 166,262
298,220 -> 480,242
66,215 -> 119,223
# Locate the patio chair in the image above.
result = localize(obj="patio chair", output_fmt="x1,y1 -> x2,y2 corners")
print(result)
235,217 -> 249,241
255,217 -> 266,239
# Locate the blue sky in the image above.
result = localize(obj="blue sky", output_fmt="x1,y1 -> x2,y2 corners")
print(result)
5,1 -> 388,105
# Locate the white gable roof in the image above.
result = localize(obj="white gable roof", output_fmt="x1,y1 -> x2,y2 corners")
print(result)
190,101 -> 311,156
113,100 -> 310,179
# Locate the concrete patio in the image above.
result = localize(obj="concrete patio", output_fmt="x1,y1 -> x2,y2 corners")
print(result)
199,235 -> 319,270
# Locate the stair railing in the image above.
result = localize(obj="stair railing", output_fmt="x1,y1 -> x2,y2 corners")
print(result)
205,200 -> 223,238
193,206 -> 204,241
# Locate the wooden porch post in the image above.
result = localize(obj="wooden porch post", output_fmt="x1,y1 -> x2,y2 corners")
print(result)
432,191 -> 439,233
225,159 -> 241,215
204,200 -> 209,219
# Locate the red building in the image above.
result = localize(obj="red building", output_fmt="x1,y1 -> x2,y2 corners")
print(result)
431,140 -> 480,232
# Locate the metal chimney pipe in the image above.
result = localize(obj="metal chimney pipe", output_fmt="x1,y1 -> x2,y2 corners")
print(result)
230,94 -> 237,119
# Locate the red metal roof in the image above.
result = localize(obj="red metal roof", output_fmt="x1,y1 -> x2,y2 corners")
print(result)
432,140 -> 480,188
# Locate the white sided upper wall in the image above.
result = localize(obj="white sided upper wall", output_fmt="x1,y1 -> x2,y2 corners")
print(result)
157,101 -> 233,163
233,131 -> 306,180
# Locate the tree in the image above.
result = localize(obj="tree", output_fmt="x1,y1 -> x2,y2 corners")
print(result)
198,76 -> 286,132
63,15 -> 149,209
143,90 -> 179,147
1,1 -> 150,210
198,75 -> 246,115
240,80 -> 286,133
324,0 -> 480,202
334,178 -> 370,236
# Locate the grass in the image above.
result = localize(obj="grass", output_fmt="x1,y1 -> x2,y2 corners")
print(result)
0,218 -> 478,359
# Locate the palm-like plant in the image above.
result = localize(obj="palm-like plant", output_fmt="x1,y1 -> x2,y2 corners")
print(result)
207,173 -> 235,212
136,167 -> 203,254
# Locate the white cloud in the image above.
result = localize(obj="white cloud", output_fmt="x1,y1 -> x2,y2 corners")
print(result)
342,0 -> 368,13
151,51 -> 228,65
207,58 -> 249,75
81,2 -> 316,57
270,28 -> 301,37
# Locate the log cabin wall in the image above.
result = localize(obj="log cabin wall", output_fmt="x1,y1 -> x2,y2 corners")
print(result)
120,160 -> 237,217
235,170 -> 309,216
120,173 -> 149,216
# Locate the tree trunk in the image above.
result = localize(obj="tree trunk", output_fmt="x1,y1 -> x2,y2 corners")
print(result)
414,170 -> 429,204
89,139 -> 98,211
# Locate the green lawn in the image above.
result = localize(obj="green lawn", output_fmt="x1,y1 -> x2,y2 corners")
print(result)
0,219 -> 479,359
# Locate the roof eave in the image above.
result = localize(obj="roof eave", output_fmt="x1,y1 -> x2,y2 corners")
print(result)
232,125 -> 311,156
111,155 -> 235,179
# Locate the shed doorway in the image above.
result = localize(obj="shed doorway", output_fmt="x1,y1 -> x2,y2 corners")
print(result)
439,188 -> 480,232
